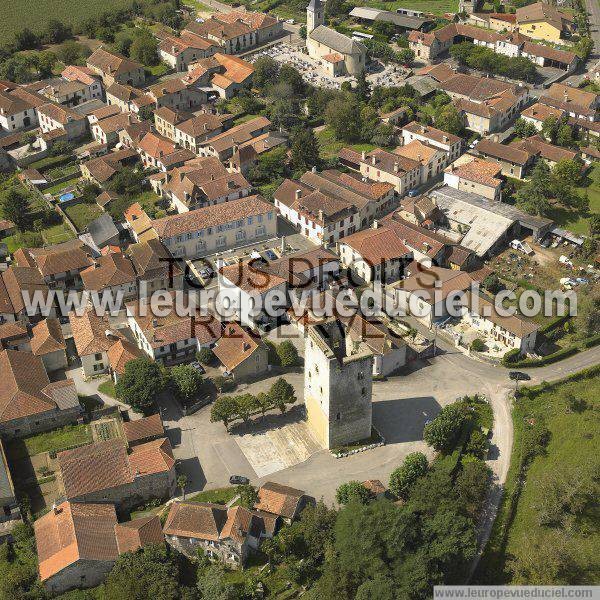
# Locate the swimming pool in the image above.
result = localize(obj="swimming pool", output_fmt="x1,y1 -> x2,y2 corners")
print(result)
59,192 -> 75,202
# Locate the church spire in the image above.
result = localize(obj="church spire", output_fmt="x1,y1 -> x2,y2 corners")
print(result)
306,0 -> 324,34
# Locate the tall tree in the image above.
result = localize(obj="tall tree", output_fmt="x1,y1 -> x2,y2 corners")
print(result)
290,126 -> 321,172
115,358 -> 165,414
355,69 -> 370,103
1,187 -> 30,231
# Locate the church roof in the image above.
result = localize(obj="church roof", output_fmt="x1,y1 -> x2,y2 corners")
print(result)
309,25 -> 366,55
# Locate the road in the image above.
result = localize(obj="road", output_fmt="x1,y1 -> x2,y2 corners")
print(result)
585,0 -> 600,61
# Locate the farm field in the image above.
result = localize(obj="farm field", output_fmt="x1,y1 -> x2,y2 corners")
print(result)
0,0 -> 131,44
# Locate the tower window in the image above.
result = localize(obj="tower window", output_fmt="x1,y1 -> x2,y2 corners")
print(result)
336,412 -> 340,420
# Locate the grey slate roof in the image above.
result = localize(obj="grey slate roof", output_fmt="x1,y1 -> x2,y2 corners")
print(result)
0,441 -> 15,503
349,7 -> 430,29
309,25 -> 366,55
88,213 -> 119,248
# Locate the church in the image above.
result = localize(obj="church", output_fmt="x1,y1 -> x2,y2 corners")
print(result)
306,0 -> 367,77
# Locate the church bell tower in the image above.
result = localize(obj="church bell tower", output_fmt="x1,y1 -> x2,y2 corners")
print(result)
306,0 -> 324,34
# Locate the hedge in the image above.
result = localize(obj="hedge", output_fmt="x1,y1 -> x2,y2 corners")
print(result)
506,333 -> 600,368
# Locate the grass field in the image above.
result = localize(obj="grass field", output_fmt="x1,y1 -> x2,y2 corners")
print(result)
316,126 -> 377,160
64,202 -> 104,231
10,424 -> 92,457
98,380 -> 117,398
476,367 -> 600,584
546,163 -> 600,235
45,176 -> 80,196
188,486 -> 239,505
0,0 -> 131,44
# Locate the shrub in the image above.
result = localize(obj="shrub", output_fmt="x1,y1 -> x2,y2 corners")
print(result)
276,340 -> 299,367
470,338 -> 486,352
423,403 -> 467,454
196,346 -> 215,365
502,348 -> 521,366
388,452 -> 429,499
335,481 -> 371,505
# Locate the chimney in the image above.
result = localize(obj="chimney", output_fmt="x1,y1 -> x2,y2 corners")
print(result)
371,155 -> 376,166
564,90 -> 569,102
281,235 -> 286,253
204,122 -> 208,131
295,189 -> 302,200
393,161 -> 399,173
361,150 -> 366,160
172,45 -> 176,54
211,173 -> 215,181
311,165 -> 317,173
318,209 -> 324,221
152,318 -> 158,327
443,135 -> 448,143
373,219 -> 379,229
233,143 -> 239,153
243,342 -> 251,351
417,153 -> 422,163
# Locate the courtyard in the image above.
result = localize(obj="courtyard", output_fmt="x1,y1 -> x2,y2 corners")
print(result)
249,42 -> 410,89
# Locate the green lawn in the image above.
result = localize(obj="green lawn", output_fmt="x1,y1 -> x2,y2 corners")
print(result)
188,486 -> 238,505
546,162 -> 600,235
45,177 -> 80,196
98,380 -> 117,398
182,0 -> 214,12
316,126 -> 377,160
13,424 -> 92,457
233,113 -> 263,126
476,367 -> 600,584
41,221 -> 76,244
64,202 -> 104,231
134,190 -> 165,218
145,62 -> 170,77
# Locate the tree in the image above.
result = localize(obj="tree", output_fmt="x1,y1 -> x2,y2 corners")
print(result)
237,484 -> 258,509
360,104 -> 380,143
325,94 -> 362,142
556,124 -> 575,148
269,377 -> 296,411
44,19 -> 72,44
355,69 -> 370,103
513,118 -> 537,139
574,285 -> 600,339
197,564 -> 238,600
355,575 -> 397,600
210,395 -> 238,429
80,182 -> 101,203
109,168 -> 144,196
423,403 -> 467,453
236,393 -> 258,424
130,34 -> 159,66
115,358 -> 165,414
196,346 -> 214,365
325,0 -> 348,17
589,214 -> 600,237
541,115 -> 560,143
435,103 -> 464,136
290,126 -> 320,172
101,543 -> 181,600
464,429 -> 489,458
397,48 -> 415,66
276,340 -> 299,366
389,452 -> 429,499
1,188 -> 30,231
58,40 -> 90,65
256,391 -> 272,418
252,56 -> 279,90
34,51 -> 57,79
177,474 -> 188,500
335,480 -> 371,505
482,273 -> 502,294
170,364 -> 203,404
552,158 -> 582,186
454,457 -> 490,518
279,64 -> 305,98
574,36 -> 593,60
14,28 -> 38,51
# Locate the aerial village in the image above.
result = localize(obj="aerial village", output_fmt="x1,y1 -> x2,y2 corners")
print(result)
0,0 -> 598,596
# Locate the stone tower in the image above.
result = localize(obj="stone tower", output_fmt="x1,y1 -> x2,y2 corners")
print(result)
306,0 -> 324,35
304,320 -> 373,449
458,0 -> 484,15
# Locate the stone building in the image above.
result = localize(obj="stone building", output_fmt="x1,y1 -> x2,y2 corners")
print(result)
57,437 -> 176,510
306,0 -> 367,76
304,320 -> 373,449
163,502 -> 271,568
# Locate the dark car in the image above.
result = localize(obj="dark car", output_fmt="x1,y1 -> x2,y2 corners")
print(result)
264,250 -> 278,261
509,371 -> 531,381
229,475 -> 250,485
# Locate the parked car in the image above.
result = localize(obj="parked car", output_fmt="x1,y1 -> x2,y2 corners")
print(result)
509,371 -> 530,381
264,250 -> 278,261
229,475 -> 250,485
407,188 -> 420,197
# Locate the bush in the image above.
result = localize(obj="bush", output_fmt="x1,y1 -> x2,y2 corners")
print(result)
470,338 -> 486,352
423,404 -> 467,454
464,429 -> 489,458
196,346 -> 215,365
389,452 -> 429,499
335,481 -> 371,505
502,348 -> 521,366
276,340 -> 299,367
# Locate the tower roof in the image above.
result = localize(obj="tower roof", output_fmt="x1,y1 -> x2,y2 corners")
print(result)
307,0 -> 322,11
